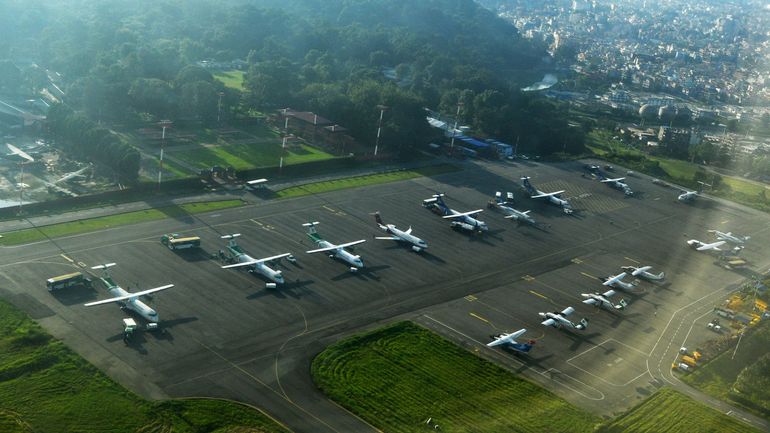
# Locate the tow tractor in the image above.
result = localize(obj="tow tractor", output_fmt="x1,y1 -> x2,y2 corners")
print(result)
122,318 -> 159,344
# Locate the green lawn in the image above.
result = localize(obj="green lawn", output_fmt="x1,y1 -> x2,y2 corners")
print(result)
1,200 -> 244,246
213,70 -> 246,91
312,321 -> 601,433
173,143 -> 334,170
597,388 -> 760,433
0,300 -> 289,433
682,322 -> 770,416
276,164 -> 460,198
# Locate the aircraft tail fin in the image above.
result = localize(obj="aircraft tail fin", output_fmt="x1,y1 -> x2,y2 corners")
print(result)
577,318 -> 589,330
373,212 -> 385,227
617,299 -> 628,310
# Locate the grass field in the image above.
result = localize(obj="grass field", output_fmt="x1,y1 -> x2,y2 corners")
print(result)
312,321 -> 601,433
682,322 -> 770,416
276,164 -> 460,198
213,70 -> 246,91
0,200 -> 244,246
173,143 -> 334,170
0,300 -> 289,433
597,387 -> 760,433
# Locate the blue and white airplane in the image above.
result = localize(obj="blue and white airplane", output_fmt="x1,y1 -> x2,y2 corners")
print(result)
488,192 -> 536,225
586,165 -> 633,196
422,194 -> 488,233
521,177 -> 573,214
602,272 -> 637,291
373,212 -> 428,252
708,230 -> 749,245
487,328 -> 535,353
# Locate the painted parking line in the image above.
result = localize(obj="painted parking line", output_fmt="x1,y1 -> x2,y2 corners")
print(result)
60,254 -> 74,263
469,312 -> 491,324
529,290 -> 549,300
624,256 -> 640,264
464,295 -> 477,302
580,272 -> 600,281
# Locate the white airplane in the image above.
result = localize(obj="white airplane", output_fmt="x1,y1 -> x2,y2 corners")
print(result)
521,177 -> 573,214
219,234 -> 292,286
487,328 -> 535,353
621,265 -> 665,281
602,272 -> 637,291
489,192 -> 536,225
304,222 -> 365,272
687,239 -> 726,251
6,143 -> 35,162
678,181 -> 710,202
84,263 -> 173,323
600,177 -> 633,196
424,194 -> 488,232
582,289 -> 627,311
373,212 -> 428,252
708,230 -> 749,245
539,306 -> 588,330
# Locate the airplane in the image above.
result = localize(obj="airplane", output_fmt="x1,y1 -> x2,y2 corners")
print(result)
687,239 -> 726,251
600,177 -> 633,196
602,272 -> 637,291
423,194 -> 488,233
488,192 -> 536,225
582,289 -> 628,311
49,165 -> 91,185
5,143 -> 35,162
678,181 -> 710,202
621,265 -> 665,281
487,328 -> 536,353
521,177 -> 573,214
304,222 -> 366,272
539,306 -> 588,330
219,234 -> 292,286
83,263 -> 174,323
708,230 -> 750,245
372,212 -> 428,252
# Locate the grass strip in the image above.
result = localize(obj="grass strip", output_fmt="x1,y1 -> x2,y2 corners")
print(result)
276,164 -> 460,199
213,70 -> 246,91
597,387 -> 760,433
0,300 -> 289,433
1,200 -> 244,246
312,321 -> 601,433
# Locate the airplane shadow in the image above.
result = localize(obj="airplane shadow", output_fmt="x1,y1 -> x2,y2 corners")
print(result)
175,250 -> 211,262
566,331 -> 602,351
106,331 -> 149,354
50,285 -> 98,306
247,279 -> 316,300
331,264 -> 390,282
609,311 -> 642,328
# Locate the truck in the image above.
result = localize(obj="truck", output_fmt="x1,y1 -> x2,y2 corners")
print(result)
161,233 -> 201,250
680,355 -> 698,368
46,272 -> 92,291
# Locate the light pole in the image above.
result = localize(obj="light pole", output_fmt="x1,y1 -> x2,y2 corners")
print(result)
449,101 -> 464,151
217,92 -> 224,124
158,120 -> 173,190
374,105 -> 388,157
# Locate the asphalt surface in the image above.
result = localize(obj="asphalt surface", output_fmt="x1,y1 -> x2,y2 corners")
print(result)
0,159 -> 768,432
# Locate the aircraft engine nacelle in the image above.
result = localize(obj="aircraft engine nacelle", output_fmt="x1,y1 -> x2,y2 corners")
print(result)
328,254 -> 335,259
265,283 -> 277,289
349,267 -> 358,273
411,245 -> 422,253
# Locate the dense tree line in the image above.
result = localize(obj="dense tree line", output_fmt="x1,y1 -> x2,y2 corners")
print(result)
2,0 -> 585,162
46,104 -> 140,183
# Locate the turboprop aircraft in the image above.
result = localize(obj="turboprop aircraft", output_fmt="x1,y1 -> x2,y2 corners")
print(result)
521,177 -> 573,214
539,307 -> 588,330
582,289 -> 627,311
687,239 -> 726,251
602,272 -> 637,291
304,222 -> 365,272
621,265 -> 665,281
219,234 -> 292,286
84,263 -> 173,323
487,328 -> 535,353
488,192 -> 536,225
5,143 -> 35,162
422,194 -> 488,233
600,177 -> 633,196
372,212 -> 428,252
678,181 -> 710,202
708,230 -> 749,245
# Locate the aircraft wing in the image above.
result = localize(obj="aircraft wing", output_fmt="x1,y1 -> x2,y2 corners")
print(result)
600,177 -> 625,183
561,306 -> 575,316
531,190 -> 565,199
602,289 -> 616,297
541,318 -> 556,327
487,329 -> 526,347
442,209 -> 484,219
697,240 -> 725,251
582,298 -> 599,306
6,143 -> 34,162
405,227 -> 413,235
221,253 -> 291,268
374,236 -> 400,241
306,239 -> 366,254
84,284 -> 174,306
603,272 -> 627,286
631,266 -> 651,276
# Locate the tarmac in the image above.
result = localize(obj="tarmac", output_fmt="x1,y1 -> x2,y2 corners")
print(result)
0,158 -> 768,432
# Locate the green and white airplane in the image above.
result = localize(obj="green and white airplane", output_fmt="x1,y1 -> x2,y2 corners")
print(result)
84,263 -> 174,323
304,222 -> 365,272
